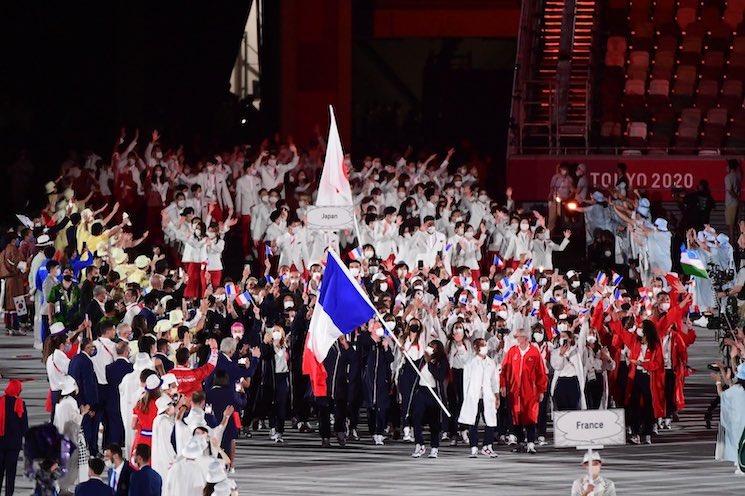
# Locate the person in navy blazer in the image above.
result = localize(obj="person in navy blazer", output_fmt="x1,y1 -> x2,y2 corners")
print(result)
154,339 -> 174,373
128,444 -> 162,496
105,341 -> 134,447
0,379 -> 28,496
75,458 -> 114,496
206,369 -> 247,454
68,338 -> 101,455
204,336 -> 260,390
104,443 -> 133,496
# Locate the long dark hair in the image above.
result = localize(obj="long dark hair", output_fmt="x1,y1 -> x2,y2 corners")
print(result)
428,339 -> 446,363
641,319 -> 660,351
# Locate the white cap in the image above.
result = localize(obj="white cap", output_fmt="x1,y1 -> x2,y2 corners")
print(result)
159,295 -> 173,309
45,181 -> 56,194
61,376 -> 77,396
169,309 -> 184,326
133,352 -> 154,371
160,373 -> 178,390
582,452 -> 603,464
654,218 -> 668,231
145,374 -> 162,391
154,319 -> 172,335
50,322 -> 66,335
110,247 -> 128,265
566,270 -> 577,279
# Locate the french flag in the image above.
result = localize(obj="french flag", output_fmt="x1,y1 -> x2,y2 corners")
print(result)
595,272 -> 608,286
611,272 -> 623,286
348,246 -> 363,261
224,283 -> 237,299
496,277 -> 510,292
265,242 -> 273,257
524,275 -> 538,295
302,251 -> 376,397
235,291 -> 253,307
522,258 -> 533,271
492,254 -> 505,268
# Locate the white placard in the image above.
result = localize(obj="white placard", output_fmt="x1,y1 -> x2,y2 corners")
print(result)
13,296 -> 28,316
306,206 -> 355,230
553,409 -> 626,448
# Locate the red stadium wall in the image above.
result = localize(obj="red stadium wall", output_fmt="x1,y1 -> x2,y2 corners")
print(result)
508,156 -> 742,202
279,0 -> 353,145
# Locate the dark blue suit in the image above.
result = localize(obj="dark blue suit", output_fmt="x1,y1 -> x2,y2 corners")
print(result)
105,358 -> 134,447
206,385 -> 247,451
108,462 -> 134,496
138,307 -> 157,330
0,396 -> 28,496
69,352 -> 100,455
128,465 -> 162,496
75,477 -> 114,496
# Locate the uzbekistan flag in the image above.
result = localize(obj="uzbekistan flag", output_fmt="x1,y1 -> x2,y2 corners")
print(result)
302,250 -> 376,396
680,248 -> 709,279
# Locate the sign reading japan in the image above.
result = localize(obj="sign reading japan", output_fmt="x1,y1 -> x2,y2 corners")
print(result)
306,206 -> 355,230
553,409 -> 626,448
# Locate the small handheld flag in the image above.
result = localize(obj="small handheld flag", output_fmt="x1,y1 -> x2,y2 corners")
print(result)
235,291 -> 253,307
492,254 -> 505,268
265,242 -> 273,257
595,272 -> 608,286
611,272 -> 623,286
680,247 -> 709,279
224,283 -> 237,299
348,247 -> 363,261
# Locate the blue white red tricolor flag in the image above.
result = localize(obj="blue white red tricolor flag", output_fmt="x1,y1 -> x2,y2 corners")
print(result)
492,254 -> 505,268
595,272 -> 608,286
302,251 -> 376,396
265,242 -> 273,257
348,247 -> 363,261
611,272 -> 623,286
235,291 -> 253,307
224,283 -> 237,299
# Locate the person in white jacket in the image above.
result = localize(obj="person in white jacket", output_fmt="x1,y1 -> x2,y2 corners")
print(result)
204,223 -> 226,289
458,337 -> 500,458
163,435 -> 209,496
119,353 -> 154,455
235,160 -> 263,258
532,227 -> 571,270
151,395 -> 177,480
550,321 -> 588,411
276,217 -> 309,271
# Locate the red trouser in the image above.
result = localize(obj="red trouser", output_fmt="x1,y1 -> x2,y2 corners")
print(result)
241,214 -> 253,256
207,270 -> 223,289
184,262 -> 206,299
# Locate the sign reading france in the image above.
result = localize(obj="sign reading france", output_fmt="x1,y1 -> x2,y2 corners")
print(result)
553,409 -> 626,447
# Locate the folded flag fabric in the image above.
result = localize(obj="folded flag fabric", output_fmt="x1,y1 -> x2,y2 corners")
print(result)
492,254 -> 505,268
235,291 -> 253,307
224,283 -> 237,299
611,272 -> 623,286
680,248 -> 709,279
348,246 -> 363,261
265,242 -> 273,257
302,250 -> 376,396
595,272 -> 608,286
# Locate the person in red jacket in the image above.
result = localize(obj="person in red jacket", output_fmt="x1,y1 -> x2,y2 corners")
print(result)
171,338 -> 218,402
622,319 -> 665,444
500,327 -> 548,454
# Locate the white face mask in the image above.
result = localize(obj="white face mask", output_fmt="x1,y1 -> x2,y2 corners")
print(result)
587,335 -> 597,344
379,282 -> 388,291
571,280 -> 580,288
207,231 -> 216,239
659,302 -> 670,312
283,300 -> 294,309
478,346 -> 488,357
260,195 -> 269,203
533,332 -> 544,343
478,194 -> 488,202
427,226 -> 435,234
425,346 -> 434,355
176,200 -> 185,208
559,337 -> 567,346
350,268 -> 360,277
636,328 -> 644,337
375,327 -> 385,337
480,282 -> 490,291
520,222 -> 530,231
652,287 -> 661,296
539,278 -> 547,286
272,331 -> 282,341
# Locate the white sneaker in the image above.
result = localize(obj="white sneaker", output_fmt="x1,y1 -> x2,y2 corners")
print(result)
480,445 -> 499,458
270,432 -> 279,441
274,433 -> 284,443
461,430 -> 470,444
428,447 -> 438,458
664,418 -> 672,430
644,435 -> 652,444
537,436 -> 547,446
469,446 -> 478,458
374,434 -> 384,446
692,316 -> 708,327
526,442 -> 536,454
441,432 -> 449,441
402,426 -> 414,442
351,428 -> 360,441
269,427 -> 276,438
411,444 -> 426,458
449,438 -> 457,447
33,341 -> 43,351
507,434 -> 518,446
652,424 -> 659,435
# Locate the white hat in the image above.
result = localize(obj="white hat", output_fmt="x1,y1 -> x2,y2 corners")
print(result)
204,459 -> 228,484
145,374 -> 162,391
160,373 -> 178,390
50,322 -> 66,335
110,247 -> 128,265
159,295 -> 173,309
134,255 -> 151,269
61,376 -> 78,396
716,233 -> 730,245
181,436 -> 207,459
155,395 -> 173,414
582,452 -> 603,464
212,480 -> 235,496
566,270 -> 577,279
654,218 -> 668,231
36,234 -> 52,247
63,188 -> 74,200
45,181 -> 56,194
169,309 -> 184,326
154,319 -> 172,336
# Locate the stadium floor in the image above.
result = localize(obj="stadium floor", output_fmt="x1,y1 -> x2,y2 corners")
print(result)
2,326 -> 741,496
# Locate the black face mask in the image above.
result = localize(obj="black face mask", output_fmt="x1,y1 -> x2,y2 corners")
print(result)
410,325 -> 421,332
